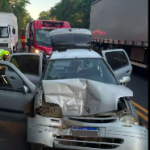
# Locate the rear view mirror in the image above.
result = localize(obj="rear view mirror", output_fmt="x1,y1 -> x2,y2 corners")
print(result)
12,28 -> 15,34
119,76 -> 131,84
22,86 -> 29,94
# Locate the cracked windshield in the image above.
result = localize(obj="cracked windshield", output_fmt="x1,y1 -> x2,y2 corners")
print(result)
0,0 -> 148,150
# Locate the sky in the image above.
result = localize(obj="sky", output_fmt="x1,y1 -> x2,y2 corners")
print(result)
26,0 -> 61,20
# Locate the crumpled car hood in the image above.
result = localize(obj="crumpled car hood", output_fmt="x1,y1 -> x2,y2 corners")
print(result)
42,79 -> 133,116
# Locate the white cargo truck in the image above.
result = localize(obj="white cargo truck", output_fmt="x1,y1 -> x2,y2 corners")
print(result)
0,12 -> 18,53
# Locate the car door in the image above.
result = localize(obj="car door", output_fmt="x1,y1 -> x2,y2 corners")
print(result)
102,49 -> 132,80
7,53 -> 43,86
0,61 -> 36,112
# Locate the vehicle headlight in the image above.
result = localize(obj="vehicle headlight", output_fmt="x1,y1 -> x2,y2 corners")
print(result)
34,49 -> 42,53
119,115 -> 140,125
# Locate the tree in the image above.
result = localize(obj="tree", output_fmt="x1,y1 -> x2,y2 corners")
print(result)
12,0 -> 31,32
38,11 -> 50,20
0,0 -> 13,12
49,0 -> 92,28
0,0 -> 33,34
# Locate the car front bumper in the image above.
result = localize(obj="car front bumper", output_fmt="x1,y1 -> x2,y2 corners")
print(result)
27,115 -> 148,150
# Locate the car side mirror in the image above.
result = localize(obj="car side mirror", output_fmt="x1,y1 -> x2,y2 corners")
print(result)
22,86 -> 29,94
12,28 -> 15,34
119,76 -> 131,85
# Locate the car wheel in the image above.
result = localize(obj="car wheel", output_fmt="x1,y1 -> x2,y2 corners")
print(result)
30,144 -> 43,150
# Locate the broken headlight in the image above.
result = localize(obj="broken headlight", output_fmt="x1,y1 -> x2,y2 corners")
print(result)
119,115 -> 139,125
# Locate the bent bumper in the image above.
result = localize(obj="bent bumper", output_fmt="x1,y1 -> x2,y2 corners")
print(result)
27,115 -> 148,150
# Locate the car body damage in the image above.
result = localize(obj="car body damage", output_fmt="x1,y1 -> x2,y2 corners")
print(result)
40,79 -> 133,116
27,79 -> 148,150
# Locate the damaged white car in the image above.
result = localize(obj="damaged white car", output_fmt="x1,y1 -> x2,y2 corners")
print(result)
0,28 -> 148,150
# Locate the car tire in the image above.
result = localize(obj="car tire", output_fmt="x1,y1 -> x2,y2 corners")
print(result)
30,144 -> 43,150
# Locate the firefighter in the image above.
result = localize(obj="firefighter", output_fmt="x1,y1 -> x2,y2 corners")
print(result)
0,50 -> 10,85
0,49 -> 10,61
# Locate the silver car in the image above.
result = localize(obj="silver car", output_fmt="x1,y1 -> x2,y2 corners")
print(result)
0,29 -> 148,150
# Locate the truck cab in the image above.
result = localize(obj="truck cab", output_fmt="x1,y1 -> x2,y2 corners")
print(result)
25,20 -> 71,56
0,13 -> 18,53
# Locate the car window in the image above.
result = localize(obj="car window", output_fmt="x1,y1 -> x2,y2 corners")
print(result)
105,51 -> 129,71
43,58 -> 118,85
0,27 -> 8,38
10,55 -> 40,75
0,65 -> 23,91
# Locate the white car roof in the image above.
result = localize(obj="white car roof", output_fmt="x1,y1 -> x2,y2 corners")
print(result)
50,49 -> 102,60
48,28 -> 91,36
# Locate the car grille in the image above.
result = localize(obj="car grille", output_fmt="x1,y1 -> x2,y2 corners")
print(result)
69,117 -> 117,123
0,43 -> 8,47
54,136 -> 123,149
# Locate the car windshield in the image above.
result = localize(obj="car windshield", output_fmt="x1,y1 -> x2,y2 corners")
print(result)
43,58 -> 118,85
35,29 -> 52,47
0,27 -> 8,38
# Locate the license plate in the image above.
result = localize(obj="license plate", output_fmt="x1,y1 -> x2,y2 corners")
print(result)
72,127 -> 99,137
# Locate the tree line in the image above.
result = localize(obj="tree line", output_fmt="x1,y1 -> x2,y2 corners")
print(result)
38,0 -> 93,29
0,0 -> 33,34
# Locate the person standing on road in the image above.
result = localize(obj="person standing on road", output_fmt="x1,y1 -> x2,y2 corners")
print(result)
0,49 -> 5,61
0,50 -> 10,71
0,49 -> 10,61
0,50 -> 10,85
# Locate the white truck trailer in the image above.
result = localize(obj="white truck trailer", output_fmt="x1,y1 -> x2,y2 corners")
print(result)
90,0 -> 148,69
0,12 -> 18,53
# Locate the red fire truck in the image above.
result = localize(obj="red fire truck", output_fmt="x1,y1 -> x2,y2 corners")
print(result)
25,20 -> 71,56
20,29 -> 26,50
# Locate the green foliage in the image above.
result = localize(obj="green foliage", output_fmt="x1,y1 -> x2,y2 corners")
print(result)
0,0 -> 13,12
37,0 -> 92,28
48,0 -> 92,28
38,11 -> 50,20
0,0 -> 33,35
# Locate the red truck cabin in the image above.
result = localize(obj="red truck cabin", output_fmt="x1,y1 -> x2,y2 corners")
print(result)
26,20 -> 71,55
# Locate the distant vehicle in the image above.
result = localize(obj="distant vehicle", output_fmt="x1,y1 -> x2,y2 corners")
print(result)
0,28 -> 147,150
25,20 -> 71,57
20,29 -> 25,50
0,12 -> 18,53
90,0 -> 148,69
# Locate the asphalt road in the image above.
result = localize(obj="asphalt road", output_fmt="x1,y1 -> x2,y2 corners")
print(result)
0,45 -> 148,150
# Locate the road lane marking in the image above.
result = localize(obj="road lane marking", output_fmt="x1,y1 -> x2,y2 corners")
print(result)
136,110 -> 148,122
131,100 -> 148,114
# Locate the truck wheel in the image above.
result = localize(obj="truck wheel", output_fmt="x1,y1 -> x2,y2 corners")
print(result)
16,45 -> 18,52
13,46 -> 17,53
30,144 -> 43,150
